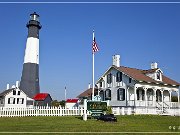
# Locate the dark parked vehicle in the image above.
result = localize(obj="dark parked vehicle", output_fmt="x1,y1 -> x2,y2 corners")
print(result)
97,114 -> 117,122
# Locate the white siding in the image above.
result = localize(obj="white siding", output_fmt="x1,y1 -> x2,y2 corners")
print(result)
4,88 -> 28,108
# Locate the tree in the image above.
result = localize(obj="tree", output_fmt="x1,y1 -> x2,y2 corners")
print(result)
59,100 -> 66,107
51,100 -> 60,107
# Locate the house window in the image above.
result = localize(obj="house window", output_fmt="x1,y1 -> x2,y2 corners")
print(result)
0,99 -> 3,104
147,90 -> 153,101
27,100 -> 34,105
129,78 -> 132,83
8,98 -> 15,104
100,82 -> 102,87
117,88 -> 125,101
99,90 -> 104,101
13,90 -> 16,95
105,89 -> 111,100
107,73 -> 112,84
116,72 -> 122,82
17,91 -> 20,95
157,71 -> 161,80
137,90 -> 145,100
18,98 -> 24,104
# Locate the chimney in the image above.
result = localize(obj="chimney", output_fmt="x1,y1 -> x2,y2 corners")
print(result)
88,83 -> 91,89
151,62 -> 158,69
16,81 -> 19,88
6,84 -> 9,90
112,55 -> 120,67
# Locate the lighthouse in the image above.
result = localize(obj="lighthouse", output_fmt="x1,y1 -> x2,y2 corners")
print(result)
20,12 -> 42,98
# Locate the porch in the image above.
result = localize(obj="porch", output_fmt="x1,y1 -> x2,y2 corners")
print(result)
127,85 -> 179,108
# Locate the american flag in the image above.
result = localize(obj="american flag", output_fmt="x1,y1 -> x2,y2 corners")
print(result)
92,37 -> 99,53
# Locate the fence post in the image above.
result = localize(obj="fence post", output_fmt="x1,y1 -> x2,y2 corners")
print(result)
121,107 -> 125,115
83,99 -> 87,121
127,107 -> 131,115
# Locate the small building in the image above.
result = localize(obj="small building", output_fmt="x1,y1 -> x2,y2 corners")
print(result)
0,87 -> 34,108
65,99 -> 79,108
77,88 -> 98,100
33,93 -> 52,106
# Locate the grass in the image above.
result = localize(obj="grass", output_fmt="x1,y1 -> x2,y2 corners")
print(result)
0,115 -> 179,134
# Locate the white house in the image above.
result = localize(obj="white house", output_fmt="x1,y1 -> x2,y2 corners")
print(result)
0,85 -> 34,108
78,55 -> 180,114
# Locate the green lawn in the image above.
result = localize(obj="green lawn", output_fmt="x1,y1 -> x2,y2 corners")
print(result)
0,115 -> 179,134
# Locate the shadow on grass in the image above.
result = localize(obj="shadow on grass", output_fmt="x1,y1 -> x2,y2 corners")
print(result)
75,116 -> 94,120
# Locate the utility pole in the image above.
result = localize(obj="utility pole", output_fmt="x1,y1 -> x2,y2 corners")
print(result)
65,86 -> 67,101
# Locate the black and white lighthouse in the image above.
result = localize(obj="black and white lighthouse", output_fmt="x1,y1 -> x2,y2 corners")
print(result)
20,12 -> 42,98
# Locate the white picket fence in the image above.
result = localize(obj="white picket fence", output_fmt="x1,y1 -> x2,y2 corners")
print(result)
0,106 -> 179,117
0,106 -> 90,117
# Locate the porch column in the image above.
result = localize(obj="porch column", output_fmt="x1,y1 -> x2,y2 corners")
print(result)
134,87 -> 137,107
161,90 -> 164,112
126,87 -> 129,107
144,87 -> 148,113
143,87 -> 147,108
169,90 -> 172,102
134,86 -> 138,114
153,88 -> 156,107
178,90 -> 180,103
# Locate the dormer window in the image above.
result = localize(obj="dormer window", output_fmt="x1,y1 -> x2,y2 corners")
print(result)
156,71 -> 161,80
100,82 -> 102,87
116,72 -> 122,82
17,91 -> 20,95
13,90 -> 16,95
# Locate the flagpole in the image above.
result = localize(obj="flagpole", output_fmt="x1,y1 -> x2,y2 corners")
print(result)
92,30 -> 95,101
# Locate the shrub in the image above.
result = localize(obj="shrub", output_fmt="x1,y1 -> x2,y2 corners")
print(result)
106,106 -> 112,114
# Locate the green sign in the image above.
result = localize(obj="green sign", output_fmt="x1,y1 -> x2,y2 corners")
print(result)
87,101 -> 107,112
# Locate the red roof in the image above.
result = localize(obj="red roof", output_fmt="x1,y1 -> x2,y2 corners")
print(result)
113,65 -> 180,86
66,99 -> 78,103
33,93 -> 49,101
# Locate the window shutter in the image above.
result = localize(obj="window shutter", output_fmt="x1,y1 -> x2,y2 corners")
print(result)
117,89 -> 120,100
22,98 -> 24,104
13,98 -> 15,104
123,89 -> 125,100
8,98 -> 10,104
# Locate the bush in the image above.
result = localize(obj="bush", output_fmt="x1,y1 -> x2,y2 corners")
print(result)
106,106 -> 112,114
171,96 -> 178,102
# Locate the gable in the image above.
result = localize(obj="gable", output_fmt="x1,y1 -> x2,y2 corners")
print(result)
0,88 -> 29,98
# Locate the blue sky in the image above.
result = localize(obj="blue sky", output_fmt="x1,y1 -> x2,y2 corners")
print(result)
0,2 -> 179,100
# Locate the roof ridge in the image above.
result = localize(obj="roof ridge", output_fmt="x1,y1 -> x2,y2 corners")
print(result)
118,65 -> 144,71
